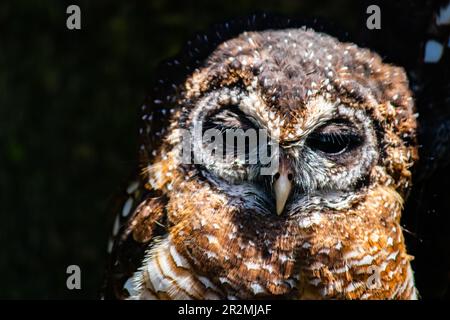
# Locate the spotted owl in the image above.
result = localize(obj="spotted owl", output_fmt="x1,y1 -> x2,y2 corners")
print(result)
103,6 -> 450,300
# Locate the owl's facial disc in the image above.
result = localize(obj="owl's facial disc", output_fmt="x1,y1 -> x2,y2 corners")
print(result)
178,83 -> 379,218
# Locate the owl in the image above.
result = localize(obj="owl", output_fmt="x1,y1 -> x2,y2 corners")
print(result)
103,6 -> 450,300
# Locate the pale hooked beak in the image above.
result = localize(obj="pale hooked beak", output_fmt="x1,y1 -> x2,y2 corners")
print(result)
273,161 -> 293,215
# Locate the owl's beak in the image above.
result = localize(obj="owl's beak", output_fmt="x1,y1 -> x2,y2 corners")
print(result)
273,161 -> 293,215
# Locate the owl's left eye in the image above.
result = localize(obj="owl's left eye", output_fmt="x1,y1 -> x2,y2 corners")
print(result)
306,122 -> 363,155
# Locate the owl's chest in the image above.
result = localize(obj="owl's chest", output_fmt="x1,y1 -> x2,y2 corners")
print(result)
125,235 -> 417,300
126,235 -> 296,299
126,236 -> 228,299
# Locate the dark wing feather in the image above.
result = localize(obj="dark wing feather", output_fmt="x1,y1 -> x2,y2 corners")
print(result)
102,177 -> 167,299
359,0 -> 450,299
407,0 -> 450,299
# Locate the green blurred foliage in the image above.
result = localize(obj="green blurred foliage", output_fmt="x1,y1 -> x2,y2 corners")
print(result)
0,0 -> 358,298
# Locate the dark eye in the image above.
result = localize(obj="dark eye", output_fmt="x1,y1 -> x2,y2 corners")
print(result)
306,123 -> 363,155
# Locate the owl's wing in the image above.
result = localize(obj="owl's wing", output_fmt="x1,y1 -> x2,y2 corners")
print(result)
101,176 -> 168,299
359,0 -> 450,299
407,2 -> 450,298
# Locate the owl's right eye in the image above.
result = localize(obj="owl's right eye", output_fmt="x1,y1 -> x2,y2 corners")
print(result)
306,132 -> 361,155
306,121 -> 363,156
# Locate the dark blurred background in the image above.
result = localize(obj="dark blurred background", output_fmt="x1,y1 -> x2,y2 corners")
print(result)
0,0 -> 378,299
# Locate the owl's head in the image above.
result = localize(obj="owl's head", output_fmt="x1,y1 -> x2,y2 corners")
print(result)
140,28 -> 418,298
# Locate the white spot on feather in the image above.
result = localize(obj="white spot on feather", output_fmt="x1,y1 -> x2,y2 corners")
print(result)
244,261 -> 260,270
370,233 -> 379,242
309,278 -> 321,286
302,242 -> 312,249
107,239 -> 113,253
262,264 -> 274,273
424,40 -> 444,63
205,234 -> 219,245
387,237 -> 394,246
121,197 -> 133,217
387,250 -> 399,261
298,212 -> 322,228
112,215 -> 120,236
126,181 -> 139,194
250,282 -> 266,295
352,255 -> 374,266
436,3 -> 450,25
343,250 -> 361,260
318,248 -> 330,255
204,250 -> 217,259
